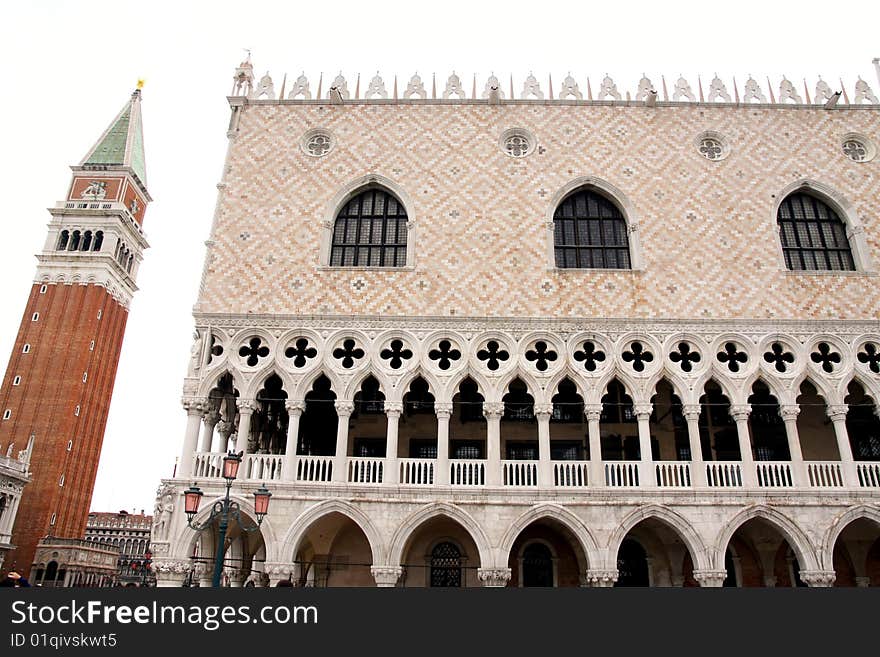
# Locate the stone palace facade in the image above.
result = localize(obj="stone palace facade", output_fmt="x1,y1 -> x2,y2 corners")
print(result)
151,58 -> 880,587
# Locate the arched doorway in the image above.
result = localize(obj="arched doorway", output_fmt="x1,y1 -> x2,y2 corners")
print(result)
293,511 -> 374,587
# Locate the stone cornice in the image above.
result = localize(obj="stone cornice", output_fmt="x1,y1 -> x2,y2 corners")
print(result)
192,313 -> 880,337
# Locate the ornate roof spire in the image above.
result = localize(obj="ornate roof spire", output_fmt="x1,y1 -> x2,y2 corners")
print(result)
79,86 -> 148,192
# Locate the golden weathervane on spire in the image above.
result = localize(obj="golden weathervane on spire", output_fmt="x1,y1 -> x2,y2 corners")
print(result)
137,78 -> 145,89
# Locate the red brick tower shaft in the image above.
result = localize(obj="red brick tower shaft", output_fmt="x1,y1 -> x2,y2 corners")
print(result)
0,88 -> 150,577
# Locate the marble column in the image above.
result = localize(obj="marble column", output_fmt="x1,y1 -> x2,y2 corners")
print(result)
333,401 -> 354,482
484,402 -> 504,486
682,403 -> 705,487
585,404 -> 603,487
779,404 -> 807,487
827,404 -> 858,487
730,404 -> 756,487
385,402 -> 402,484
634,403 -> 654,486
535,403 -> 553,487
178,399 -> 206,478
282,401 -> 305,482
435,403 -> 452,485
199,410 -> 220,453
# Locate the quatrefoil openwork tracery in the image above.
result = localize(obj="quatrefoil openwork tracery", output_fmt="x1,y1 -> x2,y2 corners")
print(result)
239,337 -> 269,367
332,338 -> 365,369
810,342 -> 841,374
380,339 -> 413,369
285,338 -> 318,368
525,341 -> 558,372
763,342 -> 795,373
573,341 -> 606,371
477,340 -> 510,371
621,341 -> 654,372
669,342 -> 701,373
428,339 -> 461,370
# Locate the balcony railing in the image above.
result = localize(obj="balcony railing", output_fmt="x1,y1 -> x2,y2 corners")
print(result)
502,460 -> 538,487
806,461 -> 844,488
185,451 -> 880,493
399,458 -> 435,485
554,461 -> 589,488
756,462 -> 794,488
450,459 -> 485,486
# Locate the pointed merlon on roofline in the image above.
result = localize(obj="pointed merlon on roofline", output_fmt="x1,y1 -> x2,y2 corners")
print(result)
228,60 -> 880,108
78,86 -> 149,197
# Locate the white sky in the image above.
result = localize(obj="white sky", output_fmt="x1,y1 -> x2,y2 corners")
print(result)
0,1 -> 878,514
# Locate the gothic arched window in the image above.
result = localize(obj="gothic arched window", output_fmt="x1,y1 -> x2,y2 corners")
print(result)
430,541 -> 462,587
777,192 -> 855,271
330,188 -> 408,267
57,230 -> 69,251
553,188 -> 631,269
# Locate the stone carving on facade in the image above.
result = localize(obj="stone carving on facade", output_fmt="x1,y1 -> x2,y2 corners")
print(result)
853,77 -> 879,104
598,74 -> 621,100
558,73 -> 582,100
152,483 -> 175,541
365,72 -> 388,99
482,74 -> 505,99
442,72 -> 466,99
635,75 -> 654,101
707,75 -> 731,102
477,567 -> 511,587
778,77 -> 802,104
403,73 -> 427,99
742,76 -> 767,103
253,72 -> 275,100
81,180 -> 107,200
584,569 -> 619,587
287,73 -> 312,100
188,330 -> 203,375
798,569 -> 837,587
520,72 -> 544,99
814,77 -> 834,103
692,569 -> 728,587
370,566 -> 403,587
328,73 -> 350,100
672,76 -> 695,101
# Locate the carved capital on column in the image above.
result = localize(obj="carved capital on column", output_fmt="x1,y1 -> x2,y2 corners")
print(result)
264,562 -> 294,585
584,404 -> 603,422
335,401 -> 355,417
799,569 -> 836,587
370,566 -> 403,587
182,398 -> 207,415
478,567 -> 511,587
779,404 -> 800,421
435,402 -> 453,419
633,403 -> 653,420
483,402 -> 505,419
692,569 -> 728,588
236,399 -> 258,414
826,404 -> 849,422
152,559 -> 193,586
682,404 -> 702,421
730,404 -> 751,422
284,400 -> 306,417
385,401 -> 403,418
533,403 -> 553,419
584,568 -> 619,587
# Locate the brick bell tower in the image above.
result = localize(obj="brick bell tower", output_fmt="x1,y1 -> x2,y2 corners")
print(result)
0,86 -> 150,577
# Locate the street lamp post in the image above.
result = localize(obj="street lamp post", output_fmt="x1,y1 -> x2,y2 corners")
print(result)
183,451 -> 273,588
